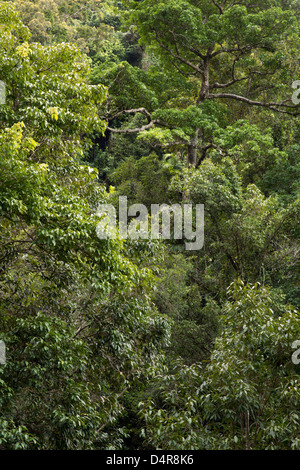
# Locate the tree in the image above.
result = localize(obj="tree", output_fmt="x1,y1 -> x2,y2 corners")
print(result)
140,280 -> 300,450
7,0 -> 145,68
0,2 -> 170,449
96,0 -> 299,167
170,157 -> 299,305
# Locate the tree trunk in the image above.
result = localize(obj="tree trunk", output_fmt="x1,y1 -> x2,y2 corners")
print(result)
187,129 -> 199,166
186,54 -> 210,167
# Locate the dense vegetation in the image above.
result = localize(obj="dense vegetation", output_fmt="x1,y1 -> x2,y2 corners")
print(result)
0,0 -> 299,450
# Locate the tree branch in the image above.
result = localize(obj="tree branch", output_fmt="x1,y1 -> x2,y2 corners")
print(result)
154,31 -> 204,75
108,107 -> 152,122
211,44 -> 252,58
208,92 -> 299,115
211,0 -> 224,14
210,77 -> 248,90
106,107 -> 158,134
107,121 -> 157,134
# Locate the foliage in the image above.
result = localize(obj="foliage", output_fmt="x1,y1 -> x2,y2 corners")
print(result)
140,281 -> 300,450
170,158 -> 300,306
110,154 -> 174,207
0,0 -> 299,452
0,3 -> 170,449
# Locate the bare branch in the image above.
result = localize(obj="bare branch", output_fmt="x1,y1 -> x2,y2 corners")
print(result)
208,92 -> 299,115
210,77 -> 248,90
107,121 -> 157,134
106,107 -> 158,134
108,107 -> 152,121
